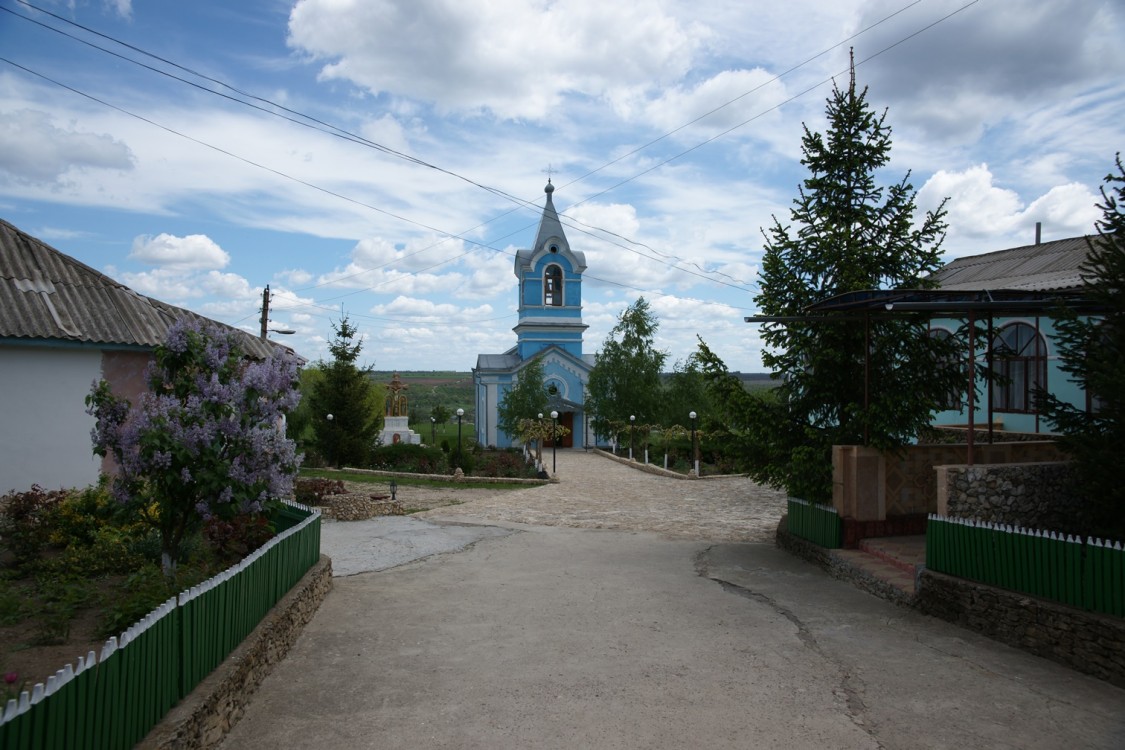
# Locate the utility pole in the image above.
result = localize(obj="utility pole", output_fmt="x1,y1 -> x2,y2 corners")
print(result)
259,285 -> 270,339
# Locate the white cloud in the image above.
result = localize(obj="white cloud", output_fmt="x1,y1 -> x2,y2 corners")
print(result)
858,0 -> 1121,142
129,233 -> 231,270
287,0 -> 703,120
108,0 -> 132,19
639,68 -> 788,137
119,268 -> 204,300
0,109 -> 133,183
919,164 -> 1100,254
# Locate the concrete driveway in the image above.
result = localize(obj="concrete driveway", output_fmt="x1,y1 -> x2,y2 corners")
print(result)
220,453 -> 1125,749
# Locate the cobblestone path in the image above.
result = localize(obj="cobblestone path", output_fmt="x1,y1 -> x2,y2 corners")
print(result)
417,449 -> 787,543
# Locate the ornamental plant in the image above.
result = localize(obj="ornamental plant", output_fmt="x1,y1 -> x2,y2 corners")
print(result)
86,319 -> 302,576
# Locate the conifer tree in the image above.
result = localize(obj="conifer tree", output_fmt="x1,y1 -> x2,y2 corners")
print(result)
735,68 -> 959,502
1037,155 -> 1125,539
307,317 -> 382,467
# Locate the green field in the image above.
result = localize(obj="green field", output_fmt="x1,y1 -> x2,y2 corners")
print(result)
366,369 -> 778,426
370,370 -> 474,423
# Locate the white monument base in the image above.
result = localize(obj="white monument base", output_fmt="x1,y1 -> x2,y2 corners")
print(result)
380,416 -> 421,445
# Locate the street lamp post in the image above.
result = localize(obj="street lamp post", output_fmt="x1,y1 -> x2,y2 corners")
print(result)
689,410 -> 698,477
326,413 -> 335,468
537,413 -> 544,470
629,415 -> 635,461
430,416 -> 436,445
550,410 -> 559,475
455,408 -> 464,470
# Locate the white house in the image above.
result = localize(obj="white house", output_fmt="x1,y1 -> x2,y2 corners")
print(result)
0,218 -> 281,493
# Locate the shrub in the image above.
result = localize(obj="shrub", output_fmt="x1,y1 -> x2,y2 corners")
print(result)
369,444 -> 448,474
33,573 -> 92,645
473,450 -> 538,478
97,559 -> 215,640
294,477 -> 346,505
0,485 -> 68,569
203,515 -> 274,563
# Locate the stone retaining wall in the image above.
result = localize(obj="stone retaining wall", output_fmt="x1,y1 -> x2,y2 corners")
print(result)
918,569 -> 1125,688
778,519 -> 1125,688
318,494 -> 405,521
338,466 -> 549,485
138,555 -> 333,750
935,461 -> 1088,534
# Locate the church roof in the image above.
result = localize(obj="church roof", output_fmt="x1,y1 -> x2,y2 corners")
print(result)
475,351 -> 521,371
532,180 -> 567,255
514,181 -> 587,275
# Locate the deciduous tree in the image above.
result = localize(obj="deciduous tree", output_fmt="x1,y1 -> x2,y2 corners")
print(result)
86,319 -> 302,575
497,356 -> 548,445
586,297 -> 667,439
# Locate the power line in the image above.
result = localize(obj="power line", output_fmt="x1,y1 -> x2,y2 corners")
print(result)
2,0 -> 931,293
0,0 -> 979,323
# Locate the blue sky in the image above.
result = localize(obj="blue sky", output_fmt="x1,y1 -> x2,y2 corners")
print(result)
1,0 -> 1121,371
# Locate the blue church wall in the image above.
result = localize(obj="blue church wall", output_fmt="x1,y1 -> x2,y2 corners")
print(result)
475,354 -> 589,448
519,259 -> 583,309
517,330 -> 583,360
475,181 -> 591,455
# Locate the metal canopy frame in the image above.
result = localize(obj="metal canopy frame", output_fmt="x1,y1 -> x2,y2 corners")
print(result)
743,288 -> 1109,465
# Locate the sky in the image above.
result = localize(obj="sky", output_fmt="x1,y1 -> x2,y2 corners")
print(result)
1,0 -> 1121,373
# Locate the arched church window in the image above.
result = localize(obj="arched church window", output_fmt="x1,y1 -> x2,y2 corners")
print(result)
990,322 -> 1047,414
544,264 -> 563,306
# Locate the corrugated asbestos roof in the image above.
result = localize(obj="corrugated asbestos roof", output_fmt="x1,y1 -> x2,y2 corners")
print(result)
929,236 -> 1093,292
0,218 -> 278,359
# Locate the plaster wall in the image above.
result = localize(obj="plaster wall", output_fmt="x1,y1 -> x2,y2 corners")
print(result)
0,345 -> 102,491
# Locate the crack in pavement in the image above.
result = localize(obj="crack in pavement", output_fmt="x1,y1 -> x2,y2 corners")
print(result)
695,548 -> 885,748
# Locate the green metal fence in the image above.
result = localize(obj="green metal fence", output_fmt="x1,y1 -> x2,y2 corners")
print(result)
926,514 -> 1124,617
0,502 -> 321,750
787,497 -> 842,549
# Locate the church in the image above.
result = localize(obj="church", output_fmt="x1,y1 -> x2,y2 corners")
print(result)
473,181 -> 594,449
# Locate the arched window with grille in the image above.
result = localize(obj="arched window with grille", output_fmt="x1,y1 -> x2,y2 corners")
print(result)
991,322 -> 1047,413
544,264 -> 563,306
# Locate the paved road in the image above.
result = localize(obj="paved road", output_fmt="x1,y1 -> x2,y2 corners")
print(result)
220,452 -> 1125,749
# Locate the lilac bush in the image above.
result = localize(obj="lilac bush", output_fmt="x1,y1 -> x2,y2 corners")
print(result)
87,319 -> 302,574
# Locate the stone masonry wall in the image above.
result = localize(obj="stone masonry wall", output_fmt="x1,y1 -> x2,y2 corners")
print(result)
936,461 -> 1088,534
918,568 -> 1125,688
138,555 -> 334,750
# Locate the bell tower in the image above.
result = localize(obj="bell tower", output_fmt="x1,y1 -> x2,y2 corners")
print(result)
512,180 -> 587,359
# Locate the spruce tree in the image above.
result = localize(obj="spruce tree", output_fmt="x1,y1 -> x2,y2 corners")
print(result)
749,70 -> 958,502
307,316 -> 382,467
1037,155 -> 1125,539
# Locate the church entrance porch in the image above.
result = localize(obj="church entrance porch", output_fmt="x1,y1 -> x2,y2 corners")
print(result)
545,411 -> 575,448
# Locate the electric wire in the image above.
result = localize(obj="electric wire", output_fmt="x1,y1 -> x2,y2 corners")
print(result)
2,0 -> 939,294
0,0 -> 979,334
